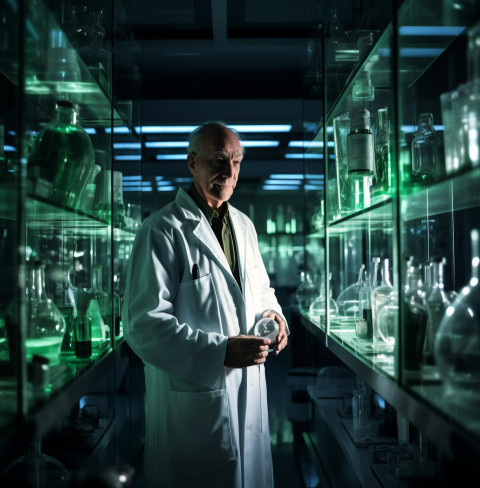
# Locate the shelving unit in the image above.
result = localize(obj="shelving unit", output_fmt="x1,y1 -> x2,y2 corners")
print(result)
0,0 -> 142,481
298,0 -> 480,484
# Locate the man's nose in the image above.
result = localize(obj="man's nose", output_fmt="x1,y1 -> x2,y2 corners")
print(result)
221,159 -> 235,177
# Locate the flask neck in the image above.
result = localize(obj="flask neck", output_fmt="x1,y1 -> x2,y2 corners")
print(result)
91,265 -> 103,291
55,104 -> 78,126
381,259 -> 392,287
471,229 -> 480,282
32,263 -> 48,301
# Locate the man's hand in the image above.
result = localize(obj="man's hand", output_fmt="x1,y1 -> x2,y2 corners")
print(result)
224,335 -> 271,368
261,311 -> 288,355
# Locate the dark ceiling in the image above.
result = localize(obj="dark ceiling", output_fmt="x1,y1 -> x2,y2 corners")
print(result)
111,0 -> 383,204
116,0 -> 354,100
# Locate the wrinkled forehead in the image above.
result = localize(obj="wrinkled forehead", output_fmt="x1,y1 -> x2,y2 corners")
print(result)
201,126 -> 244,157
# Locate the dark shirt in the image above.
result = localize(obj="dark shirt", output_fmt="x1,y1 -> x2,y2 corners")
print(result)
187,184 -> 241,288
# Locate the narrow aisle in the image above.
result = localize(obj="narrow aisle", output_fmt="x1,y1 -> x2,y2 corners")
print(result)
266,342 -> 305,488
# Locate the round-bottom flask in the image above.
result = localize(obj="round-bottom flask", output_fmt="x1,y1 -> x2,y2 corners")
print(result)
434,229 -> 480,410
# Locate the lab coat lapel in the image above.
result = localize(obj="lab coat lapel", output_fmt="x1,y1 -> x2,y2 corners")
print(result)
229,207 -> 247,293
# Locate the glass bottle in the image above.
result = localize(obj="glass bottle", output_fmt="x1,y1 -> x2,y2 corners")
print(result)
337,264 -> 365,317
435,229 -> 480,404
371,258 -> 394,347
411,113 -> 442,184
25,261 -> 66,366
86,265 -> 109,351
372,107 -> 390,196
425,257 -> 450,364
295,271 -> 318,313
403,261 -> 428,370
27,100 -> 95,209
356,266 -> 372,339
347,109 -> 375,178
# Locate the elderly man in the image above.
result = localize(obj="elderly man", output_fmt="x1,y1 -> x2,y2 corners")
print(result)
122,121 -> 288,488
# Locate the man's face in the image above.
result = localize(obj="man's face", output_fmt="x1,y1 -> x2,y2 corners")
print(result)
187,127 -> 243,210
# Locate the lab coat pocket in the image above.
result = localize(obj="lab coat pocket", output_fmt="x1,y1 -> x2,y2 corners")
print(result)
175,273 -> 221,333
168,388 -> 234,461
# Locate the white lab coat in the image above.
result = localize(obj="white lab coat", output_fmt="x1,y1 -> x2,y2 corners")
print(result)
122,188 -> 287,488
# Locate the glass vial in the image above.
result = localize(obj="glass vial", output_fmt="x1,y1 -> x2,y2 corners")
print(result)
373,107 -> 390,196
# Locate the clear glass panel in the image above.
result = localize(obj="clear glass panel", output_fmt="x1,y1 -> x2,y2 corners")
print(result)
398,0 -> 480,447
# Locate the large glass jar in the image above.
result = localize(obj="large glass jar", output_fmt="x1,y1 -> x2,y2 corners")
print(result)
27,100 -> 95,208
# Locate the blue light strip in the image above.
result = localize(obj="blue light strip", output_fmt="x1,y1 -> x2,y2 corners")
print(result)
262,185 -> 300,190
399,26 -> 465,36
105,127 -> 131,134
288,141 -> 324,148
241,140 -> 280,147
269,174 -> 304,179
156,154 -> 187,160
145,141 -> 189,148
114,155 -> 142,161
114,142 -> 142,150
285,153 -> 323,159
230,125 -> 292,133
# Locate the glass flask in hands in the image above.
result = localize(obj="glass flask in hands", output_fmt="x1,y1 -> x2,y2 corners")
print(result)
254,317 -> 279,352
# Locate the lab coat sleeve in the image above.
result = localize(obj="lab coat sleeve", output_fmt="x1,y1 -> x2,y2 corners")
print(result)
122,220 -> 228,389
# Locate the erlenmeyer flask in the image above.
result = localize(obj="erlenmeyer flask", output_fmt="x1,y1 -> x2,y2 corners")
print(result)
25,261 -> 66,366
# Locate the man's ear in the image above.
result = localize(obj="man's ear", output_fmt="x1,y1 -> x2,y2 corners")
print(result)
187,153 -> 196,175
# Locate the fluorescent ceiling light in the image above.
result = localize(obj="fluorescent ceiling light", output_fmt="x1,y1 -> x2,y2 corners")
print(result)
4,145 -> 16,151
114,155 -> 142,161
285,153 -> 323,159
264,179 -> 303,185
156,180 -> 174,186
288,141 -> 323,148
156,154 -> 187,160
262,185 -> 300,191
174,177 -> 193,183
155,176 -> 165,181
123,186 -> 153,192
157,186 -> 177,191
399,26 -> 465,36
123,175 -> 142,181
270,174 -> 304,179
105,127 -> 131,134
304,185 -> 324,191
123,181 -> 151,187
136,126 -> 198,133
84,128 -> 97,135
114,142 -> 142,150
241,141 -> 280,147
230,125 -> 292,133
145,141 -> 189,148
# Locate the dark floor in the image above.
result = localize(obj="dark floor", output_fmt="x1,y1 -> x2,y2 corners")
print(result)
266,343 -> 306,488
